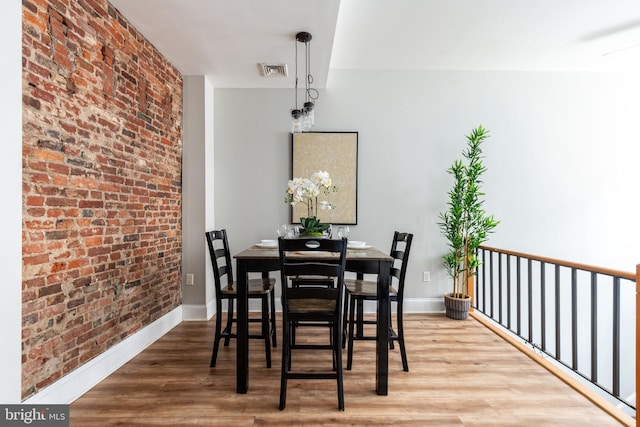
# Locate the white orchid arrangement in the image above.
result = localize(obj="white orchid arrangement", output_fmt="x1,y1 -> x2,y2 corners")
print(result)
285,170 -> 338,235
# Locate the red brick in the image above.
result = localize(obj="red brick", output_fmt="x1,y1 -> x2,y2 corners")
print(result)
23,254 -> 50,266
31,87 -> 57,104
26,195 -> 45,206
23,243 -> 46,255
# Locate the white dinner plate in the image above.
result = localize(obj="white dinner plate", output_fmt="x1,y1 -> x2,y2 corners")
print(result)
256,242 -> 277,248
348,243 -> 372,249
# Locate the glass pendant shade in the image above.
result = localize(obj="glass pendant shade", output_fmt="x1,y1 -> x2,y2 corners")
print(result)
290,32 -> 318,133
291,109 -> 303,133
302,102 -> 314,131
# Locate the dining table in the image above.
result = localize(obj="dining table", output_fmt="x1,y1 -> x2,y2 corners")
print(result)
234,241 -> 394,395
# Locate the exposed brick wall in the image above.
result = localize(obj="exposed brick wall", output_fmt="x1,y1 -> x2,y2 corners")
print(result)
22,0 -> 183,398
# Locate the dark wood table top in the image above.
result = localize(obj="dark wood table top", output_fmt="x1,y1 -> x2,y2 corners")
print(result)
235,245 -> 393,262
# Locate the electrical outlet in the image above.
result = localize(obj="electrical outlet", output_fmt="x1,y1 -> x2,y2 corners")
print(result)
423,271 -> 430,282
186,273 -> 194,285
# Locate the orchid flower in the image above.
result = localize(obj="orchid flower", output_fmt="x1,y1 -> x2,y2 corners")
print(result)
284,171 -> 338,230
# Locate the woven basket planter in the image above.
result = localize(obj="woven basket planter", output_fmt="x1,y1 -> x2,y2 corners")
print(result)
444,293 -> 471,320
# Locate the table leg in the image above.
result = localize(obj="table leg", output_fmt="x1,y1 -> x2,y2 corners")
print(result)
236,260 -> 249,393
376,260 -> 390,395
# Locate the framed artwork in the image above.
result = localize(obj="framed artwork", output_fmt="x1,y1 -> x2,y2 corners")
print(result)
290,132 -> 358,225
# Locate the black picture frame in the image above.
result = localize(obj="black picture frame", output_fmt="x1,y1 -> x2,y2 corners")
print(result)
290,132 -> 358,225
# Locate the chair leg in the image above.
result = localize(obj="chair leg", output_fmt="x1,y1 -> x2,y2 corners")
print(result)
270,289 -> 277,348
335,320 -> 345,411
223,299 -> 233,346
356,299 -> 364,337
262,296 -> 271,368
397,301 -> 408,372
341,292 -> 349,348
389,301 -> 395,350
291,320 -> 297,346
330,320 -> 337,371
347,295 -> 356,370
279,317 -> 290,410
287,322 -> 293,371
210,302 -> 223,368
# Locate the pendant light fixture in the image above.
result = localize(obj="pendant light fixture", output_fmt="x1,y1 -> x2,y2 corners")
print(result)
291,31 -> 318,133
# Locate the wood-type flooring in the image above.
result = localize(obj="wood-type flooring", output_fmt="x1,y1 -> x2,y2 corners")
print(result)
70,313 -> 623,426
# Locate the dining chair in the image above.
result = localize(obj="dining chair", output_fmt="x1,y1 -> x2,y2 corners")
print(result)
205,229 -> 277,368
343,231 -> 413,371
277,237 -> 348,411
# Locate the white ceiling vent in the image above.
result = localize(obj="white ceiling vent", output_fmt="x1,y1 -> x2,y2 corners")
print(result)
259,63 -> 288,77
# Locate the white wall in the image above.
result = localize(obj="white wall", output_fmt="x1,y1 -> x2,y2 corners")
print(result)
214,70 -> 640,307
0,0 -> 24,403
204,78 -> 215,311
182,76 -> 215,319
213,89 -> 294,256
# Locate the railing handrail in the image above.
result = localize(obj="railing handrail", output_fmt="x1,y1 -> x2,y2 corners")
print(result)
480,245 -> 636,280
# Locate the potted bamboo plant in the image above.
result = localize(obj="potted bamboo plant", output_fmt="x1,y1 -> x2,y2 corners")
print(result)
438,125 -> 499,319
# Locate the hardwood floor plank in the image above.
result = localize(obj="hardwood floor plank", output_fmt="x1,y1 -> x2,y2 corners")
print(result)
71,314 -> 623,426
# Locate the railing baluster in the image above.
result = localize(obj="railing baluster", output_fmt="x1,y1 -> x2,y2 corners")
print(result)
498,252 -> 503,324
476,248 -> 483,310
506,255 -> 511,330
612,277 -> 620,398
571,268 -> 578,371
590,272 -> 597,383
541,261 -> 546,351
517,256 -> 521,336
528,259 -> 533,343
635,264 -> 640,420
481,249 -> 487,312
555,265 -> 561,360
489,250 -> 494,318
554,264 -> 562,359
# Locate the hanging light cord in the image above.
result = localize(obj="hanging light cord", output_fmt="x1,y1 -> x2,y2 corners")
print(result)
305,41 -> 319,102
294,40 -> 299,111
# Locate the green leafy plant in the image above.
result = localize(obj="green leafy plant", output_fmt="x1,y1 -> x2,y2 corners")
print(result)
299,217 -> 329,236
438,125 -> 499,298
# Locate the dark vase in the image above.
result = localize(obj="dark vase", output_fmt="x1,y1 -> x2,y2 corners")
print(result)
444,292 -> 471,320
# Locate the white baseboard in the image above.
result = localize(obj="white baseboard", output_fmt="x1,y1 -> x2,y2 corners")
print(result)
354,297 -> 445,314
404,297 -> 445,313
272,297 -> 443,314
187,297 -> 445,317
24,306 -> 183,404
182,303 -> 211,321
183,300 -> 275,320
183,297 -> 445,319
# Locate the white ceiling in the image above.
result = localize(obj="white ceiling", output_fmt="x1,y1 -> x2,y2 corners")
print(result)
110,0 -> 640,89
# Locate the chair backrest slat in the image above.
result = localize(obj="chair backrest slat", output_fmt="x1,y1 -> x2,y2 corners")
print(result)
205,229 -> 234,296
390,231 -> 413,296
284,262 -> 342,278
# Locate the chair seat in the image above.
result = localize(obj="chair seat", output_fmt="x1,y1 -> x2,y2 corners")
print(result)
289,298 -> 336,313
222,278 -> 275,295
344,279 -> 398,298
291,275 -> 334,287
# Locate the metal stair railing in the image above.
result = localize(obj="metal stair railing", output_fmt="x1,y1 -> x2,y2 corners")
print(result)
473,246 -> 637,424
